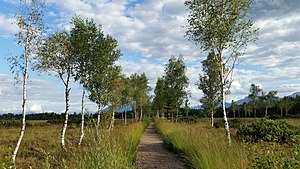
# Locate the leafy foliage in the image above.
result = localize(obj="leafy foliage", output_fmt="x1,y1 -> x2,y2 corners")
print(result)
237,119 -> 300,143
248,143 -> 300,169
164,55 -> 189,119
198,52 -> 221,121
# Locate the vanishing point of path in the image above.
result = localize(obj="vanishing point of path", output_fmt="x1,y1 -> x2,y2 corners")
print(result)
137,123 -> 187,169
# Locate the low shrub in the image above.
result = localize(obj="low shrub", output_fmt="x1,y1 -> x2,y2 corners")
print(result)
214,118 -> 251,128
248,142 -> 300,169
0,120 -> 32,126
237,119 -> 300,143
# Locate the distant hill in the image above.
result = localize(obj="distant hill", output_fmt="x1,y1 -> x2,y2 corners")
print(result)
290,92 -> 300,98
103,104 -> 133,113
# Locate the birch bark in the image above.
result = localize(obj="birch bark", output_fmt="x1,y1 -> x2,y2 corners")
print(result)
12,39 -> 29,164
61,71 -> 71,150
78,88 -> 85,146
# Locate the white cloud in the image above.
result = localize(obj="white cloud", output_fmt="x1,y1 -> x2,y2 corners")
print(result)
29,104 -> 43,113
1,0 -> 300,111
0,15 -> 18,36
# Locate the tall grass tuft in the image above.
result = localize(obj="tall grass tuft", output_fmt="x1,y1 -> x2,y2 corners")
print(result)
64,121 -> 149,169
156,120 -> 248,169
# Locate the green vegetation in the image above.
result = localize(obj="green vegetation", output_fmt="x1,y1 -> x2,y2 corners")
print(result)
0,121 -> 148,168
156,118 -> 300,169
238,119 -> 300,143
156,120 -> 248,169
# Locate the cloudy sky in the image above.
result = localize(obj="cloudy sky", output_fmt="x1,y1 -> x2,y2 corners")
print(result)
0,0 -> 300,114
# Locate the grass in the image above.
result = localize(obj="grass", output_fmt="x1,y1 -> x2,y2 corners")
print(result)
0,119 -> 149,168
156,119 -> 248,169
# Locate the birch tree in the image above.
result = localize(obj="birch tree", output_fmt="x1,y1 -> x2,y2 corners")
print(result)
185,0 -> 258,144
248,84 -> 262,117
137,73 -> 150,121
76,17 -> 122,128
263,91 -> 278,117
120,77 -> 131,125
198,51 -> 221,127
108,67 -> 125,130
164,55 -> 189,122
8,0 -> 44,164
70,16 -> 99,145
230,100 -> 239,118
129,73 -> 140,121
35,31 -> 74,150
153,77 -> 167,118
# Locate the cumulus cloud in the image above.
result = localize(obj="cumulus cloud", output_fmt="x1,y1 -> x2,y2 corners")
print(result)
29,104 -> 43,113
1,0 -> 300,111
0,15 -> 18,36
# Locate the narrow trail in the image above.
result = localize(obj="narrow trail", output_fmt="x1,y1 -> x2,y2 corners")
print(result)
137,123 -> 187,169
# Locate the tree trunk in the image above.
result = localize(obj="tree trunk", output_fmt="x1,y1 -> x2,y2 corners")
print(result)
97,104 -> 101,127
265,107 -> 268,117
134,101 -> 137,121
156,110 -> 159,118
78,88 -> 85,146
211,110 -> 214,128
139,105 -> 143,121
109,106 -> 115,130
220,64 -> 231,145
254,108 -> 256,118
61,72 -> 71,150
125,110 -> 127,125
280,108 -> 283,117
285,109 -> 288,117
176,107 -> 179,123
12,42 -> 29,164
233,110 -> 236,118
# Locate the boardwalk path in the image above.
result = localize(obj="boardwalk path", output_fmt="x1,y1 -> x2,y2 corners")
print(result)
137,123 -> 187,169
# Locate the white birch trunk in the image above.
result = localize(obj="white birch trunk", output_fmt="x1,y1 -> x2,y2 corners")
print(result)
220,64 -> 231,145
78,88 -> 85,146
176,107 -> 178,123
12,40 -> 29,164
265,107 -> 268,117
61,72 -> 71,150
211,110 -> 214,128
139,105 -> 143,121
134,101 -> 137,121
280,108 -> 283,117
109,106 -> 115,130
97,104 -> 101,127
125,110 -> 127,125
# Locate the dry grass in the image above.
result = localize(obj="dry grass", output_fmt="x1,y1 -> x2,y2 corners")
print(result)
156,120 -> 248,169
0,120 -> 148,168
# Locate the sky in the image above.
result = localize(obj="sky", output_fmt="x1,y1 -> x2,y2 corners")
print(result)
0,0 -> 300,114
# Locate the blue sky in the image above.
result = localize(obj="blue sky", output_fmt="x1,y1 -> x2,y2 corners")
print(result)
0,0 -> 300,113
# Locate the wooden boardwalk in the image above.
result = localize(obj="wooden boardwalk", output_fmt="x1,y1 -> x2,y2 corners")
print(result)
137,123 -> 187,169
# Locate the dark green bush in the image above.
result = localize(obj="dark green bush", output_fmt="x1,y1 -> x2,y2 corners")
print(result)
214,118 -> 251,128
248,143 -> 300,169
0,120 -> 32,126
237,119 -> 300,143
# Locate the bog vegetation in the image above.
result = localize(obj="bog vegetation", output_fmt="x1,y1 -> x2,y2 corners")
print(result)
2,0 -> 300,169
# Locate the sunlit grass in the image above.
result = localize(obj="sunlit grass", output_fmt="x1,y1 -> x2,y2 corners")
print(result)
156,120 -> 248,169
0,120 -> 149,168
